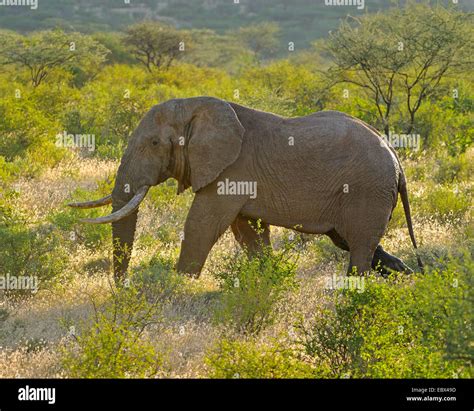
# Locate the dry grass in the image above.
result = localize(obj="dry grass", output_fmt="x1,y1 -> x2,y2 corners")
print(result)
12,158 -> 117,220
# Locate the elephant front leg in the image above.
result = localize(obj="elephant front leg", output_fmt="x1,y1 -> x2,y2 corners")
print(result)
176,189 -> 246,277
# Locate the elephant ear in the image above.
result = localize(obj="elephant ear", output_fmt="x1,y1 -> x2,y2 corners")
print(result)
185,98 -> 245,192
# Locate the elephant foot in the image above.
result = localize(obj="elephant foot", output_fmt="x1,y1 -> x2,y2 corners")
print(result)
372,245 -> 413,276
176,259 -> 203,278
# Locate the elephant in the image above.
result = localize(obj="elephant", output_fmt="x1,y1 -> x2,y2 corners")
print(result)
69,96 -> 423,281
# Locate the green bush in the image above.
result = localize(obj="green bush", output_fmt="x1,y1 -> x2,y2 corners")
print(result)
213,243 -> 298,335
206,339 -> 314,379
0,190 -> 68,296
0,155 -> 20,185
0,78 -> 85,176
419,183 -> 471,224
69,65 -> 152,160
62,282 -> 164,378
295,251 -> 473,378
238,60 -> 324,116
0,95 -> 69,176
132,255 -> 184,302
50,181 -> 114,250
416,86 -> 474,154
434,150 -> 473,184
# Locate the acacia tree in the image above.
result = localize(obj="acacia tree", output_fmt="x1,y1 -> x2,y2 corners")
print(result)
236,22 -> 280,64
396,7 -> 473,133
326,5 -> 473,135
124,22 -> 188,72
0,29 -> 109,87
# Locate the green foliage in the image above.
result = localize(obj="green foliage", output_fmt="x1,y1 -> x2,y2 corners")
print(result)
73,65 -> 152,158
0,29 -> 109,87
326,4 -> 474,134
92,32 -> 135,65
206,339 -> 314,379
182,29 -> 253,73
153,63 -> 235,99
415,85 -> 474,153
0,90 -> 70,176
418,183 -> 472,224
123,22 -> 189,72
0,156 -> 20,185
132,255 -> 185,302
295,252 -> 474,378
213,243 -> 298,335
389,150 -> 473,229
47,178 -> 114,257
239,60 -> 325,116
434,149 -> 473,184
0,190 -> 68,296
235,22 -> 280,63
50,182 -> 114,250
62,282 -> 164,378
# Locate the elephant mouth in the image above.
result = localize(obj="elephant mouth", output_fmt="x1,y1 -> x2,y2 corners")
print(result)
68,185 -> 150,224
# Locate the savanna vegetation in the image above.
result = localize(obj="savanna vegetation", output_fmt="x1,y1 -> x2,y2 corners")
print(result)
0,2 -> 472,378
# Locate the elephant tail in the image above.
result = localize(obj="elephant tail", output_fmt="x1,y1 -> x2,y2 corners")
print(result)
398,170 -> 424,271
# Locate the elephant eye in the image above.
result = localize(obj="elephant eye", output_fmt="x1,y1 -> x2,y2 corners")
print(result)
152,140 -> 158,146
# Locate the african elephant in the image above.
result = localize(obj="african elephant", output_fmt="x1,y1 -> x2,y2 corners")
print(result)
69,96 -> 422,280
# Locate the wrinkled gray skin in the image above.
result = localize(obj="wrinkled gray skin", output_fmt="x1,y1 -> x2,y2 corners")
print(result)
94,97 -> 421,280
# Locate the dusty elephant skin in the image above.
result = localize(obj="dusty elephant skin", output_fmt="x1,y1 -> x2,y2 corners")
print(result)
69,96 -> 423,280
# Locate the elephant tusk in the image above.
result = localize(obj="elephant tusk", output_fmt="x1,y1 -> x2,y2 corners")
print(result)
79,186 -> 150,224
68,195 -> 113,209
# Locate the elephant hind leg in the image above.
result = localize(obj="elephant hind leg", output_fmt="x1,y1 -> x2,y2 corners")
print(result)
326,230 -> 412,275
326,229 -> 350,251
346,224 -> 385,275
372,245 -> 413,275
347,243 -> 378,275
326,229 -> 363,275
231,215 -> 271,255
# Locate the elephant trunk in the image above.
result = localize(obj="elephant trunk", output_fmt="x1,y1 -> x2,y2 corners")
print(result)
112,209 -> 138,282
111,152 -> 139,282
69,176 -> 149,281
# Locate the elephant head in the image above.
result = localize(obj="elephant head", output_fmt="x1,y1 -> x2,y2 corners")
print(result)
69,97 -> 244,281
